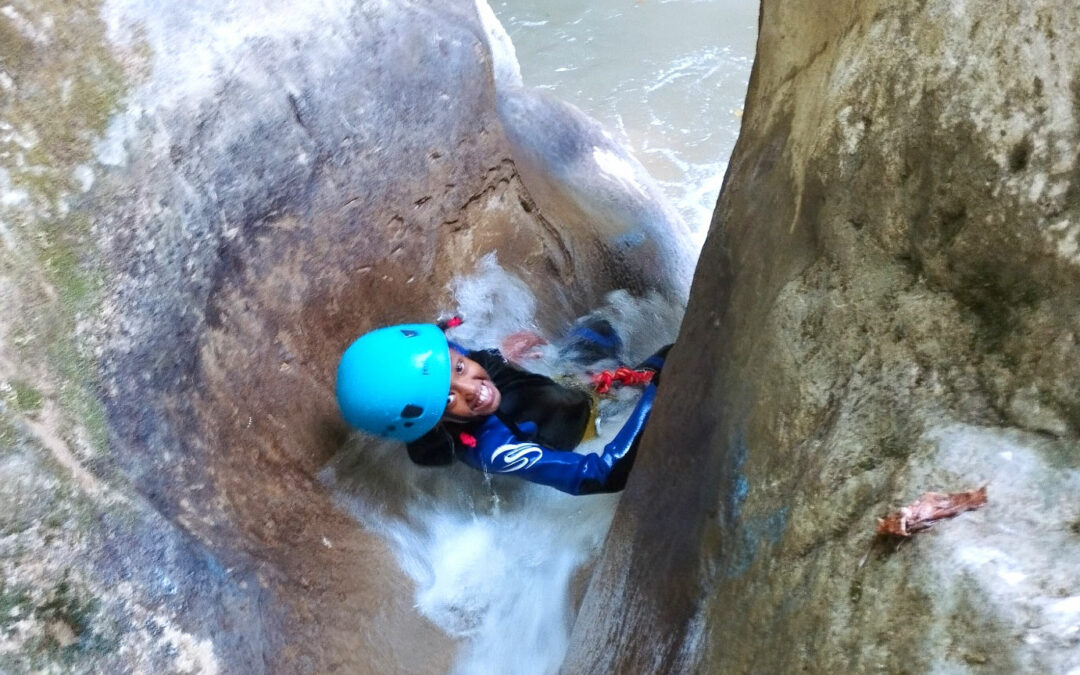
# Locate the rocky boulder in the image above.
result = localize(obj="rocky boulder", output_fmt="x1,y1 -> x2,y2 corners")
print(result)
568,1 -> 1080,672
0,0 -> 690,671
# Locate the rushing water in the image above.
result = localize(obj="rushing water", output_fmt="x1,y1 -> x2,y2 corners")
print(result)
496,0 -> 758,241
323,258 -> 683,674
323,3 -> 756,673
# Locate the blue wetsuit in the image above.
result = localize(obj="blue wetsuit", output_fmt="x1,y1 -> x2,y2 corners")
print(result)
457,380 -> 656,495
406,334 -> 668,496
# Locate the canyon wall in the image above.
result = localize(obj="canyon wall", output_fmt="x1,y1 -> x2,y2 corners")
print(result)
568,1 -> 1080,672
0,0 -> 690,671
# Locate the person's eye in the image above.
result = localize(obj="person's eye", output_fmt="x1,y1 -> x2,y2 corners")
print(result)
455,359 -> 465,373
446,392 -> 455,409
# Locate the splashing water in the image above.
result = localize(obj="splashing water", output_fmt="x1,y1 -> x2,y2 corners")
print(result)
495,0 -> 758,240
321,256 -> 682,674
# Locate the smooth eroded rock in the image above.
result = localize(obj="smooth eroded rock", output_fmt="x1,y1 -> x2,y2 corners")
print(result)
1,0 -> 691,671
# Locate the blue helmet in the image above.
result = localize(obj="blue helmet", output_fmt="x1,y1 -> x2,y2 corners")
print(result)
336,323 -> 450,442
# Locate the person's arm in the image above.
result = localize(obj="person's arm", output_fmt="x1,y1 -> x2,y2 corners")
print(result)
635,344 -> 672,383
458,384 -> 657,495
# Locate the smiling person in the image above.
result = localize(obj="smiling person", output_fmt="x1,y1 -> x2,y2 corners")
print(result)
335,322 -> 669,495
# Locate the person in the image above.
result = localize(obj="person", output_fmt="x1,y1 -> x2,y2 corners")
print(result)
335,320 -> 669,495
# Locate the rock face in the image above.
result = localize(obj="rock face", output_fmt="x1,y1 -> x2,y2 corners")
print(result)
567,1 -> 1080,672
0,0 -> 690,672
497,86 -> 696,301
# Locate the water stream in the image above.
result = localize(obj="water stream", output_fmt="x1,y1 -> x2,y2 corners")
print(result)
322,2 -> 756,672
322,259 -> 682,674
496,0 -> 758,240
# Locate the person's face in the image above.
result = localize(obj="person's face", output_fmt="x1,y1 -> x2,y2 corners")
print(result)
444,348 -> 501,419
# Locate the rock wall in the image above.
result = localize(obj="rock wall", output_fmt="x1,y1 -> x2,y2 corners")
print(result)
567,1 -> 1080,672
0,0 -> 690,671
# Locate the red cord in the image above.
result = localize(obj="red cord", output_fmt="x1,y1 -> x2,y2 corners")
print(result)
591,367 -> 654,394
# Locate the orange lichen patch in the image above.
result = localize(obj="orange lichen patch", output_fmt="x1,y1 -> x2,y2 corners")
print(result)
876,486 -> 988,537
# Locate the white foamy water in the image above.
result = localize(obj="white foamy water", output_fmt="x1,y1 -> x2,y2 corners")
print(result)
496,0 -> 758,241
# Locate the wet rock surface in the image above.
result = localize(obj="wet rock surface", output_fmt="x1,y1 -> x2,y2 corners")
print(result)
568,1 -> 1080,672
0,0 -> 691,671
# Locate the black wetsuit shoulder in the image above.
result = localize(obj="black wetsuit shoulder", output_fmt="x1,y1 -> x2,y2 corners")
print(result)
406,424 -> 457,466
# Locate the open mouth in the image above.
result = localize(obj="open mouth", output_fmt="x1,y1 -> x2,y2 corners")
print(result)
474,381 -> 496,412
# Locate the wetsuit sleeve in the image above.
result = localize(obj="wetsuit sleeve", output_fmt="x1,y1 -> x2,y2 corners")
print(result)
457,384 -> 657,495
559,316 -> 623,364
